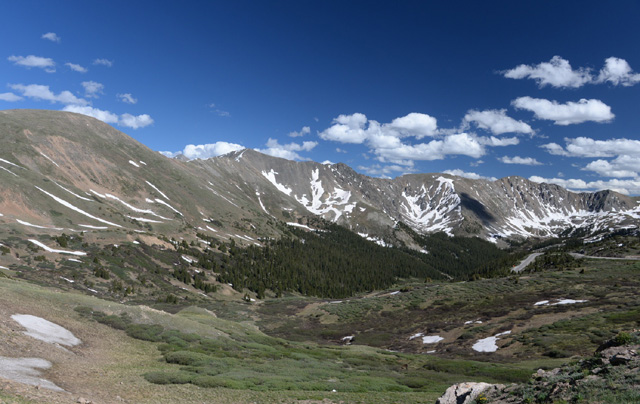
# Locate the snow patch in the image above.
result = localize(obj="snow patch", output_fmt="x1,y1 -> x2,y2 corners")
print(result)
38,152 -> 59,167
535,298 -> 588,306
145,181 -> 170,200
262,169 -> 292,196
37,187 -> 122,227
11,314 -> 81,347
472,331 -> 511,352
16,219 -> 63,231
78,224 -> 108,230
422,335 -> 444,344
54,182 -> 92,201
155,198 -> 183,216
128,160 -> 140,167
0,357 -> 63,391
127,216 -> 163,223
28,239 -> 86,256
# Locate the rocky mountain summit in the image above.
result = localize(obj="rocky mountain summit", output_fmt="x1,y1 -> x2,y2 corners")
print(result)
0,109 -> 639,250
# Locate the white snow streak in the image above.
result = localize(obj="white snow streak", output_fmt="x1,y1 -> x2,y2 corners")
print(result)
54,182 -> 92,201
38,152 -> 59,167
28,239 -> 87,256
155,198 -> 183,216
16,219 -> 63,231
36,186 -> 122,227
128,160 -> 140,167
145,181 -> 170,200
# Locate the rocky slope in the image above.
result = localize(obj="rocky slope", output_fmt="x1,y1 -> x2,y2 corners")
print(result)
1,109 -> 639,251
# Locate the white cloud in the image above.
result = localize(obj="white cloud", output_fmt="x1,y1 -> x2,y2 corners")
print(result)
583,158 -> 639,178
160,142 -> 244,159
117,93 -> 137,104
93,58 -> 113,67
503,56 -> 640,88
10,83 -> 88,105
8,55 -> 56,72
65,62 -> 87,73
512,97 -> 614,125
81,81 -> 104,98
63,105 -> 118,124
288,126 -> 310,137
319,113 -> 369,143
542,137 -> 640,158
387,112 -> 438,139
0,92 -> 23,102
463,109 -> 533,135
358,164 -> 415,178
318,112 -> 438,145
479,136 -> 519,147
529,176 -> 640,195
119,113 -> 154,129
498,156 -> 543,165
207,103 -> 230,117
443,169 -> 497,181
62,105 -> 154,129
503,56 -> 592,88
595,57 -> 640,86
374,133 -> 485,164
256,138 -> 318,161
336,148 -> 348,153
41,32 -> 60,43
320,112 -> 520,166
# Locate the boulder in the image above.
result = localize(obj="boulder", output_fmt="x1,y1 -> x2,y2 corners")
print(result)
436,382 -> 504,404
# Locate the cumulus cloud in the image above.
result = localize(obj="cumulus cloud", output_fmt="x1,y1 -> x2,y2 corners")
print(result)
596,57 -> 640,86
10,83 -> 88,105
503,56 -> 640,88
442,169 -> 497,181
117,93 -> 137,104
288,126 -> 310,137
463,109 -> 533,135
62,105 -> 154,129
358,164 -> 415,178
0,92 -> 23,102
41,32 -> 60,43
8,55 -> 56,72
498,156 -> 543,165
63,105 -> 118,124
530,176 -> 640,195
512,97 -> 614,125
542,137 -> 640,158
119,113 -> 154,129
81,81 -> 104,98
256,138 -> 318,161
65,62 -> 87,73
503,56 -> 592,88
160,142 -> 244,160
373,133 -> 485,164
479,136 -> 519,147
583,157 -> 640,178
320,112 -> 519,166
387,112 -> 438,139
93,58 -> 113,67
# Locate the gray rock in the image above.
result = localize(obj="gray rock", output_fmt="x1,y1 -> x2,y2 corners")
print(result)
436,382 -> 504,404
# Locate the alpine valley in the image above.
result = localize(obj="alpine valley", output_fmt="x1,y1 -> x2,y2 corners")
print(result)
1,109 -> 639,404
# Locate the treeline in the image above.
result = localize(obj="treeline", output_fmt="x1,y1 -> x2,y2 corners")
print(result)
395,223 -> 511,279
194,223 -> 446,298
179,221 -> 517,299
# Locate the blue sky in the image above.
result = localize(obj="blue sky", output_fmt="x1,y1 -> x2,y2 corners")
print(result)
3,1 -> 640,194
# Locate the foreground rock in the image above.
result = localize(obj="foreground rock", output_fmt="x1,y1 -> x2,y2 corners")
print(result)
436,382 -> 504,404
436,333 -> 640,403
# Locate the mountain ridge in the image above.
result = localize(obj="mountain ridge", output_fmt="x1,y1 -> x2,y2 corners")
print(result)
0,109 -> 639,250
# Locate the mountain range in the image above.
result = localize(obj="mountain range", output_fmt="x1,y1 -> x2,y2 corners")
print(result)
1,109 -> 638,251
